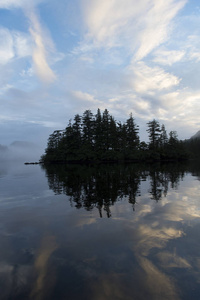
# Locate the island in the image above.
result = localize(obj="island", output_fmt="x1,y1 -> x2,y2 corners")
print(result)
39,108 -> 198,164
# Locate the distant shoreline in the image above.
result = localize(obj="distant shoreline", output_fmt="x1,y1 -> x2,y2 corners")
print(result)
25,157 -> 189,165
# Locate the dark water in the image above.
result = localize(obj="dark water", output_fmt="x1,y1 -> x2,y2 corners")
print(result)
0,161 -> 200,300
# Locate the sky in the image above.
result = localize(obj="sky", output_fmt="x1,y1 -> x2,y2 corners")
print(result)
0,0 -> 200,151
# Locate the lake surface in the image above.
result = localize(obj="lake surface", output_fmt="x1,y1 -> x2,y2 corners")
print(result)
0,161 -> 200,300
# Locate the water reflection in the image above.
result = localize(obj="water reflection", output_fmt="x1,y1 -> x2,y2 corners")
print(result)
43,163 -> 187,215
1,161 -> 200,299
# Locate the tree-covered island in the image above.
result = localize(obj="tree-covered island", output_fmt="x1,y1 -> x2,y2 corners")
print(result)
41,109 -> 190,163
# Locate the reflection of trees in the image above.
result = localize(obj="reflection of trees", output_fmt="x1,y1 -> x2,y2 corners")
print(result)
43,164 -> 142,217
187,160 -> 200,181
42,162 -> 189,215
149,163 -> 186,201
149,170 -> 167,201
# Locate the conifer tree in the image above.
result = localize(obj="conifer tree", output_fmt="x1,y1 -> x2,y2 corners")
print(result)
94,108 -> 103,153
82,110 -> 94,146
102,109 -> 110,151
126,113 -> 139,149
109,116 -> 118,151
169,131 -> 178,146
160,124 -> 168,147
72,114 -> 82,149
147,119 -> 161,149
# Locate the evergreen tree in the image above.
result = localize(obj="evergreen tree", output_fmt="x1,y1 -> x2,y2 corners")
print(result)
109,116 -> 118,151
94,108 -> 103,154
62,120 -> 74,160
126,113 -> 139,150
82,110 -> 94,146
117,122 -> 127,156
102,109 -> 110,151
72,114 -> 82,150
147,119 -> 161,149
82,110 -> 95,159
160,124 -> 168,147
169,131 -> 178,146
44,130 -> 63,161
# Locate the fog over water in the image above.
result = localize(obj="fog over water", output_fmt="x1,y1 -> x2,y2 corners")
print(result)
0,141 -> 43,162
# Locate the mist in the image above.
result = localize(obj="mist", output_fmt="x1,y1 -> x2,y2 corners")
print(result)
0,141 -> 43,163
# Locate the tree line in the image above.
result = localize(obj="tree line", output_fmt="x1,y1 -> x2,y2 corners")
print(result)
184,137 -> 200,159
41,108 -> 189,163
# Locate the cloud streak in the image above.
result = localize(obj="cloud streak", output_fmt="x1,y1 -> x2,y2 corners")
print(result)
80,0 -> 186,61
153,49 -> 186,65
129,61 -> 181,94
134,0 -> 186,61
0,0 -> 56,84
0,0 -> 45,9
0,28 -> 31,65
0,0 -> 26,9
27,9 -> 56,84
0,28 -> 14,64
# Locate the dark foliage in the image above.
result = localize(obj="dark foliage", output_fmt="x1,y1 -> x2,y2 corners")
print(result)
183,138 -> 200,159
41,109 -> 190,163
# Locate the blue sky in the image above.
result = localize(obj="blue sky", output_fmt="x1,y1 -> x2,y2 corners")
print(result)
0,0 -> 200,149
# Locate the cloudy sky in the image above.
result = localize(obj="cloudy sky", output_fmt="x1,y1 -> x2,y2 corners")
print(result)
0,0 -> 200,149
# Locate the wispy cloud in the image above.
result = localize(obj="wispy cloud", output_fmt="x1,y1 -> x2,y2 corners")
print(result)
153,49 -> 185,65
128,61 -> 180,94
27,9 -> 56,84
0,0 -> 56,84
189,51 -> 200,62
82,0 -> 148,48
80,0 -> 186,61
0,27 -> 31,64
0,0 -> 44,9
70,90 -> 103,111
14,31 -> 32,58
0,28 -> 14,64
133,0 -> 186,61
0,0 -> 26,9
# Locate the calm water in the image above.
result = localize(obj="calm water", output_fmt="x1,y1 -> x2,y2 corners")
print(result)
0,161 -> 200,300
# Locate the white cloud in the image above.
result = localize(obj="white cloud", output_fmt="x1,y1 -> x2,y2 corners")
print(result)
121,94 -> 150,115
0,0 -> 45,9
0,28 -> 14,64
82,0 -> 149,48
26,9 -> 56,84
160,90 -> 200,113
153,49 -> 185,65
0,84 -> 13,95
80,0 -> 186,61
134,0 -> 186,61
0,0 -> 26,9
144,89 -> 200,136
177,34 -> 200,63
0,0 -> 56,83
20,68 -> 33,78
71,90 -> 97,102
71,90 -> 102,108
14,32 -> 32,58
189,51 -> 200,62
159,91 -> 183,109
129,61 -> 180,94
0,28 -> 31,65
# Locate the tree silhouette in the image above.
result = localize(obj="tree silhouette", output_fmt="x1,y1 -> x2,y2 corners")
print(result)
41,109 -> 189,163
